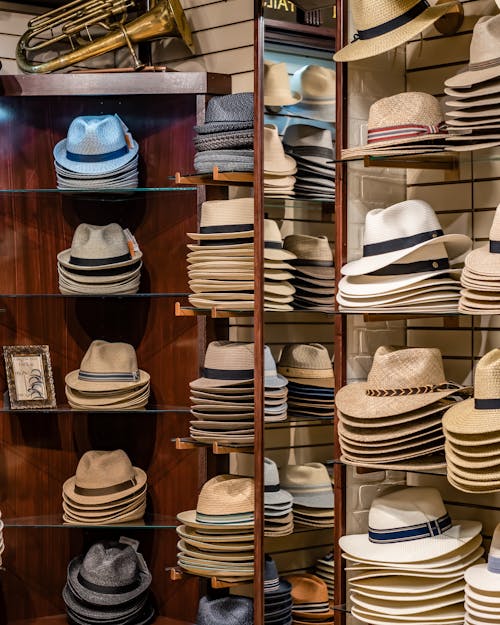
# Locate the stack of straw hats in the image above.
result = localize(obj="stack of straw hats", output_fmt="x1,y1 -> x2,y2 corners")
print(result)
176,475 -> 255,582
341,487 -> 483,625
445,16 -> 500,152
264,61 -> 301,109
193,93 -> 254,173
335,346 -> 472,472
264,458 -> 294,537
57,223 -> 142,295
283,125 -> 335,201
63,540 -> 153,625
286,574 -> 335,625
288,65 -> 336,122
196,595 -> 254,625
280,463 -> 334,528
464,523 -> 500,624
337,200 -> 472,313
459,205 -> 500,314
278,344 -> 334,420
315,553 -> 334,603
54,115 -> 139,190
65,341 -> 150,410
264,219 -> 297,312
189,341 -> 288,446
264,555 -> 293,625
341,93 -> 448,161
264,125 -> 297,198
284,235 -> 335,311
443,349 -> 500,493
62,450 -> 147,525
187,198 -> 254,311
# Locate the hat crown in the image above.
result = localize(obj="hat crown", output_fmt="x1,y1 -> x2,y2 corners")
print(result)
264,555 -> 281,584
79,542 -> 141,588
264,124 -> 287,157
66,115 -> 128,157
204,93 -> 254,124
367,346 -> 446,391
279,343 -> 333,375
291,65 -> 336,102
197,474 -> 254,515
264,62 -> 294,96
473,349 -> 500,400
368,92 -> 444,132
264,458 -> 280,487
79,340 -> 140,378
369,487 -> 447,532
264,219 -> 284,245
283,124 -> 334,151
284,234 -> 333,262
489,204 -> 500,244
280,463 -> 330,490
288,573 -> 329,605
203,340 -> 254,372
70,223 -> 129,261
264,345 -> 280,379
75,449 -> 136,490
352,0 -> 429,31
197,596 -> 254,625
469,16 -> 500,66
199,198 -> 254,229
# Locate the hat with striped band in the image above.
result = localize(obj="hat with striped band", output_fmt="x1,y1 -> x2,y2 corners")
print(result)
65,341 -> 149,393
278,343 -> 334,389
279,463 -> 334,509
187,198 -> 254,241
264,555 -> 292,597
339,486 -> 481,563
286,573 -> 335,620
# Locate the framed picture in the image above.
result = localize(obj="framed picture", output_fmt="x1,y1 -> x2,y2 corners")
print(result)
3,345 -> 56,409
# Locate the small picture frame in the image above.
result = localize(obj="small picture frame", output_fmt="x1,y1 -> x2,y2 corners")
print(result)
3,345 -> 56,409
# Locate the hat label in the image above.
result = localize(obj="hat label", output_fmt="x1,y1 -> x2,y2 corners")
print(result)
363,229 -> 444,257
368,512 -> 452,544
353,0 -> 430,41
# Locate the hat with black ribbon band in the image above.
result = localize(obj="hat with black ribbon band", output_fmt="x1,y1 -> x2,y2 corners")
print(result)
352,0 -> 430,41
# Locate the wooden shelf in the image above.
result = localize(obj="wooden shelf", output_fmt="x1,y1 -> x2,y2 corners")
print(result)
363,153 -> 459,170
12,617 -> 193,625
175,302 -> 254,318
175,437 -> 253,454
167,567 -> 252,588
174,167 -> 254,187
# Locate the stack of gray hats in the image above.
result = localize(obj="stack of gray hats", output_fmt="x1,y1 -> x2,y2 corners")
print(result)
63,540 -> 153,625
280,463 -> 334,528
194,93 -> 254,174
196,595 -> 253,625
264,458 -> 294,537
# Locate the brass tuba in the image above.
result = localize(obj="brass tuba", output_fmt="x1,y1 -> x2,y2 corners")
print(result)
16,0 -> 194,74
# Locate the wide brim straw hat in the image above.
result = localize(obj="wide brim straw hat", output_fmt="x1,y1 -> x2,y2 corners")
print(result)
58,248 -> 142,273
339,273 -> 461,298
443,401 -> 500,437
65,383 -> 149,407
66,368 -> 149,392
63,466 -> 147,506
333,0 -> 457,63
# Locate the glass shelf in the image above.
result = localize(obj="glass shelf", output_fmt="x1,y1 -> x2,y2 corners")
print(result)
3,513 -> 179,529
0,293 -> 190,299
0,187 -> 197,194
328,458 -> 447,478
264,197 -> 335,208
0,405 -> 190,414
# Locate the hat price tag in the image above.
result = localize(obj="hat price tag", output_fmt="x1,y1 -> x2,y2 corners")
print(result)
123,229 -> 141,257
119,536 -> 140,551
115,114 -> 134,150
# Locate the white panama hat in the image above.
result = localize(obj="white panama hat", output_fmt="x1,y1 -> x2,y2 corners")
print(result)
465,523 -> 500,593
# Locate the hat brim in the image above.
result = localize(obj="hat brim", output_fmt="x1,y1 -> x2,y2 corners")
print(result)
177,524 -> 253,543
443,398 -> 500,436
265,92 -> 302,107
465,245 -> 500,276
465,583 -> 500,603
445,65 -> 500,90
65,369 -> 150,392
58,249 -> 143,272
333,2 -> 456,62
176,509 -> 254,530
63,585 -> 149,621
54,138 -> 139,175
62,466 -> 147,505
342,134 -> 448,160
194,121 -> 254,134
284,102 -> 335,122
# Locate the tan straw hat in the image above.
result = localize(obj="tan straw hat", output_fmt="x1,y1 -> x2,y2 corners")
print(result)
463,204 -> 500,277
264,219 -> 297,262
187,198 -> 254,240
335,346 -> 470,419
278,343 -> 334,388
284,234 -> 334,279
288,66 -> 336,122
264,61 -> 301,107
63,449 -> 147,506
334,0 -> 457,63
264,125 -> 297,175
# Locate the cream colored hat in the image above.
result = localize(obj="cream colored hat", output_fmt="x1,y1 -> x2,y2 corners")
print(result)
463,205 -> 500,277
65,340 -> 149,392
280,463 -> 334,509
278,343 -> 334,388
334,0 -> 457,63
264,61 -> 301,107
466,525 -> 500,592
187,198 -> 254,240
264,219 -> 297,262
342,93 -> 448,160
288,66 -> 336,122
264,125 -> 297,175
284,234 -> 334,279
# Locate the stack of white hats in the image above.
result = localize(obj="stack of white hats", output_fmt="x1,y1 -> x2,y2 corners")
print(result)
337,200 -> 472,313
264,125 -> 297,198
280,463 -> 334,528
341,487 -> 484,625
315,552 -> 334,603
264,219 -> 297,311
264,458 -> 294,537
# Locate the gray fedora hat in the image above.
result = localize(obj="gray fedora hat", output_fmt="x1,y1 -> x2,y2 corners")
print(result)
197,595 -> 253,625
194,93 -> 254,135
63,584 -> 149,621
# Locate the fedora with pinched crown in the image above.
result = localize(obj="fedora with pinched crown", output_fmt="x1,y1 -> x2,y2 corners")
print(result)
66,340 -> 149,392
278,343 -> 334,388
283,124 -> 335,166
335,346 -> 470,419
264,61 -> 301,107
333,0 -> 457,63
63,449 -> 147,506
54,115 -> 139,175
288,66 -> 336,122
197,595 -> 254,625
284,234 -> 334,279
279,463 -> 334,509
187,198 -> 254,241
286,573 -> 335,620
58,223 -> 142,273
465,523 -> 500,593
341,200 -> 471,277
194,93 -> 253,134
264,220 -> 297,262
264,125 -> 297,175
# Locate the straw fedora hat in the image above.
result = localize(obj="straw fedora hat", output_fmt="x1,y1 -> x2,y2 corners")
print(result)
264,125 -> 297,175
284,234 -> 334,279
58,223 -> 142,272
65,340 -> 149,392
335,345 -> 470,419
286,573 -> 335,620
340,486 -> 481,563
279,463 -> 334,509
63,450 -> 147,506
187,198 -> 254,240
446,16 -> 500,89
264,220 -> 297,262
463,205 -> 500,276
264,61 -> 301,107
278,343 -> 334,388
341,200 -> 471,277
333,0 -> 457,63
288,66 -> 336,122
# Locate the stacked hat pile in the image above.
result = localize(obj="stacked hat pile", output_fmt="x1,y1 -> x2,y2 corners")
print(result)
336,346 -> 472,472
278,343 -> 334,420
54,114 -> 139,190
288,65 -> 336,123
341,93 -> 448,160
445,16 -> 500,152
176,475 -> 254,582
264,125 -> 297,198
337,200 -> 472,313
264,60 -> 301,111
189,341 -> 288,446
57,223 -> 142,295
286,574 -> 335,625
187,198 -> 254,311
459,205 -> 500,314
193,93 -> 254,174
196,595 -> 254,625
280,463 -> 334,528
443,349 -> 500,493
63,540 -> 154,625
283,125 -> 335,202
62,450 -> 147,525
315,553 -> 334,603
341,487 -> 484,625
65,340 -> 150,410
264,555 -> 293,625
264,458 -> 294,537
264,219 -> 297,312
284,234 -> 335,311
464,523 -> 500,625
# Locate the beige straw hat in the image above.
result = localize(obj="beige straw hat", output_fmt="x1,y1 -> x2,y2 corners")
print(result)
264,219 -> 297,262
284,234 -> 334,279
187,198 -> 254,240
288,66 -> 336,122
334,0 -> 457,63
278,343 -> 334,388
463,205 -> 500,277
264,61 -> 301,107
264,125 -> 297,175
335,345 -> 470,419
342,93 -> 448,160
